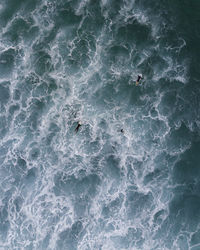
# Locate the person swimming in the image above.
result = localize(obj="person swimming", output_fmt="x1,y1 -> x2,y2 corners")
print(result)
75,122 -> 81,133
136,74 -> 143,85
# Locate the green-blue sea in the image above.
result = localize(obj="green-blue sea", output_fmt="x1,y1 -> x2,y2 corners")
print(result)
0,0 -> 200,249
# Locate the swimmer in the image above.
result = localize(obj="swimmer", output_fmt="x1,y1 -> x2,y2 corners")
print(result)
120,129 -> 124,133
75,122 -> 81,133
136,74 -> 143,85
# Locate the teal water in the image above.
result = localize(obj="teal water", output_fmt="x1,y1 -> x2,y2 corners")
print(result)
0,0 -> 200,249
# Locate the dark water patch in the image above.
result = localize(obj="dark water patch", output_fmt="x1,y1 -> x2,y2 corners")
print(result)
111,227 -> 145,249
176,235 -> 189,250
0,139 -> 15,162
25,167 -> 37,185
0,149 -> 8,166
47,77 -> 57,93
0,0 -> 25,26
0,115 -> 8,139
44,132 -> 55,146
17,157 -> 27,172
166,122 -> 193,154
32,50 -> 53,76
144,169 -> 163,185
77,0 -> 105,34
8,158 -> 27,186
160,28 -> 183,51
49,122 -> 61,133
77,31 -> 96,54
175,85 -> 200,126
54,172 -> 101,199
39,233 -> 51,250
191,246 -> 200,250
158,91 -> 178,118
67,38 -> 91,69
126,157 -> 144,180
34,25 -> 58,49
0,0 -> 39,26
102,0 -> 123,20
170,194 -> 200,232
13,89 -> 21,101
111,235 -> 130,249
32,39 -> 51,54
102,193 -> 124,218
14,111 -> 26,127
173,141 -> 200,185
29,148 -> 40,160
3,17 -> 32,44
126,189 -> 154,220
64,28 -> 96,73
22,0 -> 39,13
9,104 -> 20,115
126,158 -> 136,183
153,209 -> 167,226
40,146 -> 58,166
139,50 -> 168,76
129,86 -> 145,106
84,138 -> 101,155
27,97 -> 48,130
22,72 -> 40,95
105,44 -> 130,68
91,83 -> 115,107
90,74 -> 133,108
43,122 -> 61,145
190,229 -> 200,247
29,111 -> 39,130
154,141 -> 200,247
153,152 -> 177,173
160,0 -> 200,81
37,2 -> 54,21
0,204 -> 10,241
31,98 -> 46,111
0,49 -> 15,77
32,81 -> 49,97
33,77 -> 57,98
116,18 -> 152,47
0,81 -> 10,106
103,154 -> 121,180
157,78 -> 179,94
127,227 -> 145,249
171,1 -> 200,46
56,221 -> 84,250
73,196 -> 90,218
55,4 -> 82,28
136,57 -> 154,80
150,118 -> 168,138
24,25 -> 39,45
13,196 -> 24,212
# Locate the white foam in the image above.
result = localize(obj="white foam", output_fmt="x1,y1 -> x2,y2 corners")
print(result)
0,0 -> 194,248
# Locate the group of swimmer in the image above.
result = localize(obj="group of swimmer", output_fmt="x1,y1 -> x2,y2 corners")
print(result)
75,121 -> 125,134
75,74 -> 143,133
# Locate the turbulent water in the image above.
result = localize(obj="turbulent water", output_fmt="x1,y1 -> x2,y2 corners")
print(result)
0,0 -> 200,249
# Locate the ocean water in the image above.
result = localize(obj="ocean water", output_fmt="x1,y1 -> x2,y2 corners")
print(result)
0,0 -> 200,249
